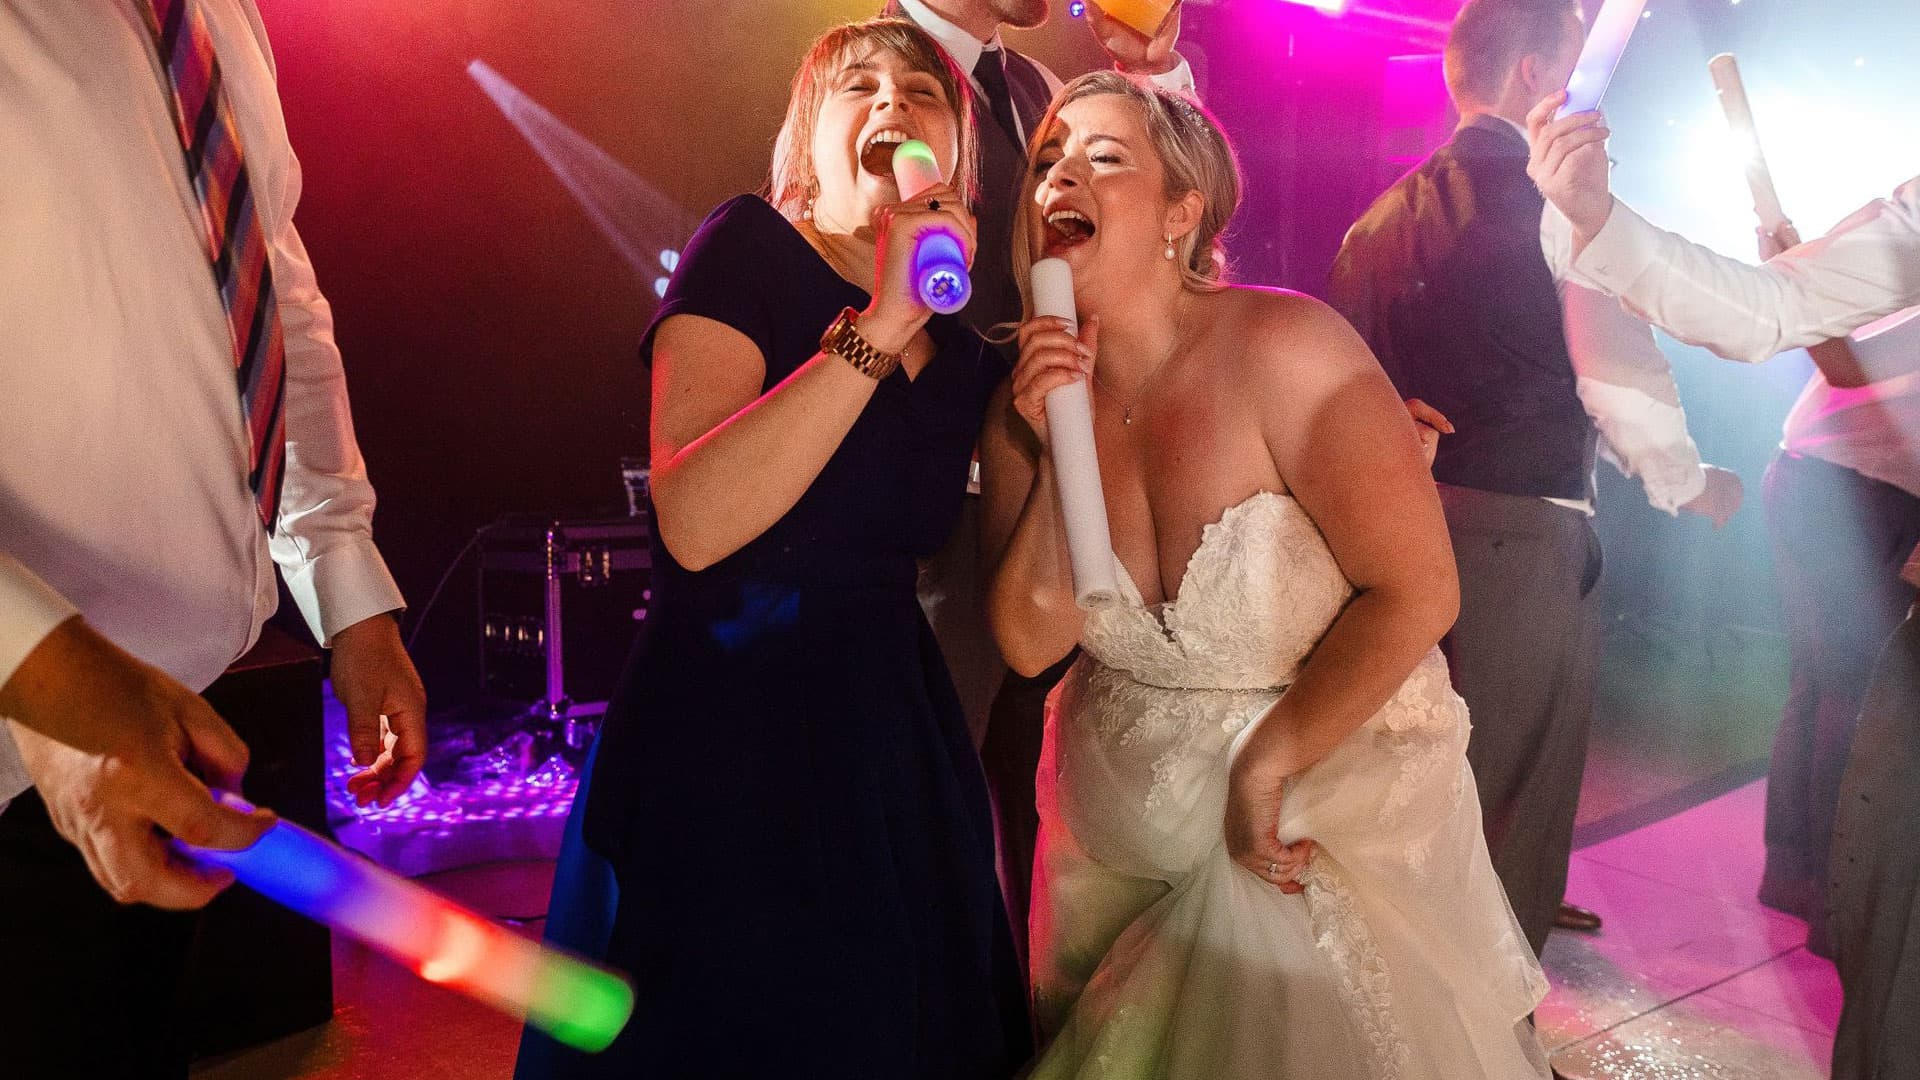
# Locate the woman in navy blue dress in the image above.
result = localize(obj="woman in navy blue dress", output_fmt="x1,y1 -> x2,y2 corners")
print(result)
558,19 -> 1029,1078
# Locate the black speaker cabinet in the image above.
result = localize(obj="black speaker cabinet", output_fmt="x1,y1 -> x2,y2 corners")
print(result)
478,517 -> 652,719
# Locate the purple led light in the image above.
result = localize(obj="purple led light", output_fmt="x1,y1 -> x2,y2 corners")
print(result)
326,733 -> 578,845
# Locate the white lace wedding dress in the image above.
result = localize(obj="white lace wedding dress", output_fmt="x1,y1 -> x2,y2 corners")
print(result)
1029,491 -> 1551,1079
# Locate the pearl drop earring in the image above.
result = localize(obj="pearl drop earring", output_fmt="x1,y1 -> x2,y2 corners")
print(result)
1163,234 -> 1177,261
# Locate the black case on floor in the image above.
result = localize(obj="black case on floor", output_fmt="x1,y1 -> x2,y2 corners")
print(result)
477,517 -> 652,719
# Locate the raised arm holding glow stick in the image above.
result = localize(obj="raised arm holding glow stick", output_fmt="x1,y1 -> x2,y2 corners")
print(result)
176,805 -> 633,1053
1708,55 -> 1892,389
1030,256 -> 1120,609
1709,53 -> 1791,236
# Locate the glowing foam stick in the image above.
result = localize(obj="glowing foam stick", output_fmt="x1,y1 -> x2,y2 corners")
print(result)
1708,54 -> 1790,235
1030,257 -> 1119,609
1557,0 -> 1650,119
891,140 -> 970,314
177,813 -> 633,1053
1092,0 -> 1178,38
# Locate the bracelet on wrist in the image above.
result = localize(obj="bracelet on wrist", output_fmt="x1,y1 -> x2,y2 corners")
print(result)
820,307 -> 903,380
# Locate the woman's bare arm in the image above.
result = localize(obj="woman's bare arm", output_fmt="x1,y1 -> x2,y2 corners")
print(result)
979,379 -> 1085,677
649,313 -> 900,570
1237,295 -> 1461,780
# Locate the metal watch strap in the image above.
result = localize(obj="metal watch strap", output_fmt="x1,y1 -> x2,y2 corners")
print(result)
820,307 -> 902,380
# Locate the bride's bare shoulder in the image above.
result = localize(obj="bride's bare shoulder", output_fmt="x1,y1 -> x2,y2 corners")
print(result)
1201,285 -> 1377,384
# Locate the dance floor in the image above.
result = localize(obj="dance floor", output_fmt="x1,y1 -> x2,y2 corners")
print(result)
1541,780 -> 1838,1080
193,627 -> 1834,1079
190,782 -> 1837,1080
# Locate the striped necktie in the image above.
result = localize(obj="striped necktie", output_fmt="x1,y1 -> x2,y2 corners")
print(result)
139,0 -> 287,532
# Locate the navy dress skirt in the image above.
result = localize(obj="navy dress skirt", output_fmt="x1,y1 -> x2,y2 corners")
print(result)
570,195 -> 1029,1078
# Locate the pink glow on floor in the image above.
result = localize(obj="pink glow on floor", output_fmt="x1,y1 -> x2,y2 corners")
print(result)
1542,779 -> 1843,1079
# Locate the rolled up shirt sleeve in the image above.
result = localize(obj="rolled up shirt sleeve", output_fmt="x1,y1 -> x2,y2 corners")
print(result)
1574,178 -> 1920,363
1145,54 -> 1196,96
0,554 -> 80,707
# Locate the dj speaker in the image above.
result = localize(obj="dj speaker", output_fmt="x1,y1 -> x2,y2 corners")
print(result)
478,517 -> 652,726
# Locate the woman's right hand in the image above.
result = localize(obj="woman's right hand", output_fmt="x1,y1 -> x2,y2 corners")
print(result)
861,182 -> 978,346
1011,314 -> 1097,445
1225,759 -> 1313,895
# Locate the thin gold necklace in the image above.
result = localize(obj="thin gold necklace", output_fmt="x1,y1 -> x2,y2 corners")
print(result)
1090,328 -> 1184,426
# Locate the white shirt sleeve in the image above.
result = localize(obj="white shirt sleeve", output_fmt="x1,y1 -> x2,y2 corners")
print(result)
1144,54 -> 1196,96
235,11 -> 405,647
0,555 -> 78,699
1573,176 -> 1920,363
0,555 -> 80,806
263,147 -> 407,647
1546,205 -> 1709,514
0,731 -> 26,810
1027,46 -> 1192,104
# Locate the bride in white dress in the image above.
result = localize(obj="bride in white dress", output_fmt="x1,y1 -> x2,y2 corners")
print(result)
979,72 -> 1550,1079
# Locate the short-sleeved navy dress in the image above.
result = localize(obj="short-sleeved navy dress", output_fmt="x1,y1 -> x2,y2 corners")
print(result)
576,195 -> 1029,1077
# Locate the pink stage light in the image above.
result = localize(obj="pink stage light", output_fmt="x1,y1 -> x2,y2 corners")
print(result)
1277,0 -> 1349,13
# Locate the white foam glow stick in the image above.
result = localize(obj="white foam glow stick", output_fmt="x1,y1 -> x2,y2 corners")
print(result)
1557,0 -> 1650,119
1030,258 -> 1118,609
1708,54 -> 1791,236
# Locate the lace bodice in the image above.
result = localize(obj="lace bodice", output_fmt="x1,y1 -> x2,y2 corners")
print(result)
1084,491 -> 1354,691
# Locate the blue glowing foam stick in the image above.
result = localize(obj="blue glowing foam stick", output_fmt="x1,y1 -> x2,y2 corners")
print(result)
892,140 -> 970,314
176,810 -> 633,1052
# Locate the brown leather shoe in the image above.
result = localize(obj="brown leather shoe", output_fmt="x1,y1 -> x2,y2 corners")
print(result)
1554,902 -> 1603,933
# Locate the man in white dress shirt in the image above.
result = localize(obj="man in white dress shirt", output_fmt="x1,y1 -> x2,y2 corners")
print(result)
0,2 -> 426,1074
1524,88 -> 1920,1080
1525,97 -> 1919,363
1329,0 -> 1742,959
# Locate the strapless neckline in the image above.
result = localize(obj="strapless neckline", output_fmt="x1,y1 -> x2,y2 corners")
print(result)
1112,490 -> 1295,634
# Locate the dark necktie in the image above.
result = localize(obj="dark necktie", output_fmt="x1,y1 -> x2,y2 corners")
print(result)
972,48 -> 1022,148
139,0 -> 287,531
